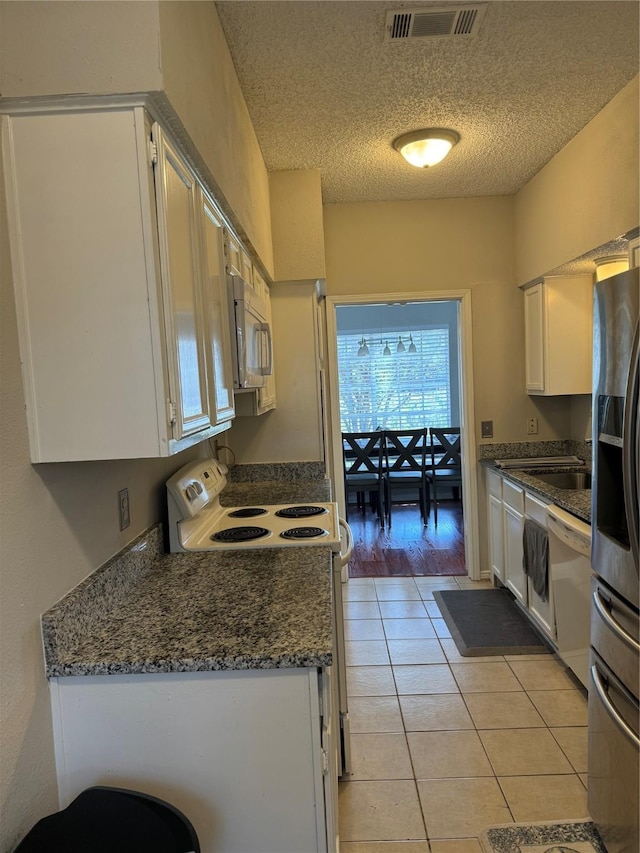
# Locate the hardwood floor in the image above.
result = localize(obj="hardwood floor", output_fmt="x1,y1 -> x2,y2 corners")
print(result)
347,500 -> 466,578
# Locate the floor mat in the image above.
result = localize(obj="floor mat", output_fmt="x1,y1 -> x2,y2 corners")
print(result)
433,588 -> 550,656
479,819 -> 606,853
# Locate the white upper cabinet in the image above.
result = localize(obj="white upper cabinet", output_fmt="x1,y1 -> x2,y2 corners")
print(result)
522,275 -> 593,396
223,228 -> 253,285
198,191 -> 236,425
153,125 -> 213,441
3,104 -> 235,461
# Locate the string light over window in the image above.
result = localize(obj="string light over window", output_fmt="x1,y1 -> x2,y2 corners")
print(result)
356,334 -> 418,357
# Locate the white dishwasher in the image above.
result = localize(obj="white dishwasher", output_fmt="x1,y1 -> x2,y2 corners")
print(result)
547,505 -> 592,688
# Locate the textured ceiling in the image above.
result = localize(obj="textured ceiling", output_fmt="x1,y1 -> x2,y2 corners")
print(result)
215,0 -> 639,204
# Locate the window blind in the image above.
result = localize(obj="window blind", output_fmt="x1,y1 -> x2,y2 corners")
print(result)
337,327 -> 452,432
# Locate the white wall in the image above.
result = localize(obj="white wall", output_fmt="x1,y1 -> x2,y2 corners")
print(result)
323,196 -> 572,446
0,0 -> 163,96
515,74 -> 640,284
270,170 -> 326,281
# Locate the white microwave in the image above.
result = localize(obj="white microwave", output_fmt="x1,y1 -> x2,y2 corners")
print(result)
227,274 -> 273,389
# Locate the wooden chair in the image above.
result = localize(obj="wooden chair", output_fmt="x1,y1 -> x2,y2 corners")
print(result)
382,428 -> 429,526
426,427 -> 462,525
342,431 -> 385,526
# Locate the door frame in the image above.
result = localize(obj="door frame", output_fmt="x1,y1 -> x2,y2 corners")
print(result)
325,289 -> 481,580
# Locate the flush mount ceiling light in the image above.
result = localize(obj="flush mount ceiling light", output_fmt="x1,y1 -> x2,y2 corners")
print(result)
393,129 -> 460,168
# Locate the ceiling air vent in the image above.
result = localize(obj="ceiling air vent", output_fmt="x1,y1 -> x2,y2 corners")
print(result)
384,5 -> 487,41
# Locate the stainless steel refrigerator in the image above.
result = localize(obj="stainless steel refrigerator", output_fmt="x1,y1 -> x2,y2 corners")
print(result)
589,267 -> 639,853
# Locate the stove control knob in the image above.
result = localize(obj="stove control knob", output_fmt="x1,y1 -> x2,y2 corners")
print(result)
194,481 -> 204,495
185,484 -> 198,501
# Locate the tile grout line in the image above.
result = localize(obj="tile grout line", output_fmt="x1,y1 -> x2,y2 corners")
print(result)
342,583 -> 590,842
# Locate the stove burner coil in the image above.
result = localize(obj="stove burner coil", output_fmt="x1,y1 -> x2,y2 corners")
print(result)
280,527 -> 328,540
211,526 -> 270,543
227,507 -> 268,518
275,505 -> 328,519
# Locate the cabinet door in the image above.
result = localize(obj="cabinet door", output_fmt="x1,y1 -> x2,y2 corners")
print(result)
224,229 -> 244,279
153,125 -> 212,440
198,191 -> 236,425
524,494 -> 555,639
503,503 -> 527,605
524,282 -> 545,392
488,493 -> 504,582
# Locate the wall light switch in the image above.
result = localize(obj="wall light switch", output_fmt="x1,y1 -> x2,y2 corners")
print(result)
481,420 -> 494,438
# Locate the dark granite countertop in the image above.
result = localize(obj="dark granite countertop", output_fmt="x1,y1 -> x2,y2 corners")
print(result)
482,459 -> 591,523
42,525 -> 334,678
220,478 -> 331,506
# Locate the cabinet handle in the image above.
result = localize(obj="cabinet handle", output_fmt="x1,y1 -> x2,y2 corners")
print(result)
590,663 -> 640,749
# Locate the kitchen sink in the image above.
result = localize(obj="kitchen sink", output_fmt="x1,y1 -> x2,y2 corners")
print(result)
533,471 -> 592,490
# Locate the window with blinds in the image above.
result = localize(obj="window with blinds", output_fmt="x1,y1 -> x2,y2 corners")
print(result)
337,327 -> 452,432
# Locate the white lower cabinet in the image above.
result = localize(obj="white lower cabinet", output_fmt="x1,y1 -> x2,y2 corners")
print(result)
486,470 -> 504,582
502,480 -> 527,605
3,102 -> 235,461
50,668 -> 337,853
487,470 -> 556,642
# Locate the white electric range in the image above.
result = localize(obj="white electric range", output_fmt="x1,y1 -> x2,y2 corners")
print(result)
167,458 -> 341,553
166,457 -> 353,778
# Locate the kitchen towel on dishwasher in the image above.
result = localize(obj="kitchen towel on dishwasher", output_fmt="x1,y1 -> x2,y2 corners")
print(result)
522,518 -> 549,601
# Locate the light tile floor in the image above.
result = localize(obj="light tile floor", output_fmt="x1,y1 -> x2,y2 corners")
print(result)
339,576 -> 590,853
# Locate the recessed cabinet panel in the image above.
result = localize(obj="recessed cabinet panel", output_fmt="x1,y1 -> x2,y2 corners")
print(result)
199,192 -> 236,425
504,500 -> 527,605
524,283 -> 545,392
3,109 -> 165,461
488,493 -> 504,581
154,130 -> 212,439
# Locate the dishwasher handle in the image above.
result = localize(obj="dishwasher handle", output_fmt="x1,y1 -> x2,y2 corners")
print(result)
547,507 -> 591,557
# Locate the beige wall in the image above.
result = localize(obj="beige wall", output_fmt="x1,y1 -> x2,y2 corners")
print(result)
0,0 -> 274,277
158,2 -> 273,275
515,74 -> 640,284
0,0 -> 163,96
270,170 -> 326,281
323,196 -> 571,446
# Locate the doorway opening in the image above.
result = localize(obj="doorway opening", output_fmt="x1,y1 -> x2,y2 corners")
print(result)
325,291 -> 480,580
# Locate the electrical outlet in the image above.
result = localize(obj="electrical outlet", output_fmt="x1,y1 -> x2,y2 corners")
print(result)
481,420 -> 494,438
118,488 -> 130,530
527,417 -> 538,435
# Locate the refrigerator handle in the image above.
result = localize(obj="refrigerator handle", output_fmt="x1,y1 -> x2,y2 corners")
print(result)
623,321 -> 640,567
591,663 -> 640,749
